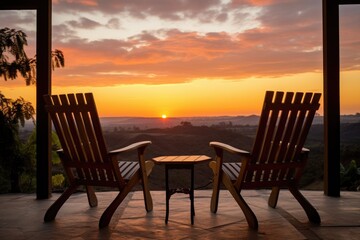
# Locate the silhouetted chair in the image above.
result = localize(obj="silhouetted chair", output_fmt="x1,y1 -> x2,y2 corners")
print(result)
43,93 -> 154,228
209,91 -> 321,229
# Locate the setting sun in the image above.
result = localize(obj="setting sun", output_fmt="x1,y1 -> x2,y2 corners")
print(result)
162,114 -> 167,119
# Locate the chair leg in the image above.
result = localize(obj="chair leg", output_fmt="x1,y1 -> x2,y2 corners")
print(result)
99,174 -> 140,228
268,186 -> 280,208
44,184 -> 78,222
289,186 -> 321,224
222,174 -> 258,229
141,161 -> 154,212
209,161 -> 220,213
85,186 -> 98,207
99,187 -> 132,228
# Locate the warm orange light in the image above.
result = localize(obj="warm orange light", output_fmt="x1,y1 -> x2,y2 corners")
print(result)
162,114 -> 167,119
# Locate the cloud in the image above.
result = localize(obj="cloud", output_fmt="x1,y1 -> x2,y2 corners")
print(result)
53,24 -> 79,43
257,0 -> 321,28
66,17 -> 102,29
106,18 -> 121,29
54,0 -> 228,21
51,26 -> 324,87
232,0 -> 286,6
1,0 -> 359,88
0,10 -> 36,29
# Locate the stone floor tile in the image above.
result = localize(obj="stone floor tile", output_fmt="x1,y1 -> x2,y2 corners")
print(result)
0,190 -> 359,239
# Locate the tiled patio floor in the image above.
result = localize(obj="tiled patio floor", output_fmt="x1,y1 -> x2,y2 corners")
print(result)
0,190 -> 359,239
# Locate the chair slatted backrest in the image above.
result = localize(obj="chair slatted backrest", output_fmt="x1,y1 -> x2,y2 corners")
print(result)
243,91 -> 321,188
44,93 -> 120,187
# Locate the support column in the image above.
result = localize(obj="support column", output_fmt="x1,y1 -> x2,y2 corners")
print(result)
322,0 -> 340,197
36,0 -> 52,199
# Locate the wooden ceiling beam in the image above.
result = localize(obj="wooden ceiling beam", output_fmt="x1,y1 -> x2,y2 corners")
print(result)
338,0 -> 360,5
0,0 -> 39,10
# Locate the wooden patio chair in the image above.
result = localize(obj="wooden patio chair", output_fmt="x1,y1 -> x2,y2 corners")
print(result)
43,93 -> 154,228
209,91 -> 321,229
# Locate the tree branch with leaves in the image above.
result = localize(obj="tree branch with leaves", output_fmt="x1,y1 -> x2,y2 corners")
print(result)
0,27 -> 64,85
0,27 -> 65,192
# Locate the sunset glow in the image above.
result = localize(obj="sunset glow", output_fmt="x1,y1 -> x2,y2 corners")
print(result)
0,1 -> 359,117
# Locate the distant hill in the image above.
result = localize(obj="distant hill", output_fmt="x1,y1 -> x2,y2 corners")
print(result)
99,115 -> 261,131
101,119 -> 360,191
20,114 -> 360,132
99,114 -> 360,131
103,125 -> 254,191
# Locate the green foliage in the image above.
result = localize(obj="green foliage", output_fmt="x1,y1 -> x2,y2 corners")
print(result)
0,119 -> 64,193
0,166 -> 10,192
21,129 -> 63,192
340,160 -> 360,191
19,173 -> 36,193
0,92 -> 35,192
52,174 -> 65,189
0,27 -> 65,193
50,133 -> 61,164
26,128 -> 61,165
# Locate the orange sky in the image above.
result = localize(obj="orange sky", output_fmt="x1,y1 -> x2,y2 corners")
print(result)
1,1 -> 359,117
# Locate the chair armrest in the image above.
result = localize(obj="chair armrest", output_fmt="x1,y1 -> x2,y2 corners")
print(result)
209,141 -> 250,157
300,147 -> 310,159
56,149 -> 65,158
109,141 -> 152,156
301,147 -> 310,153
